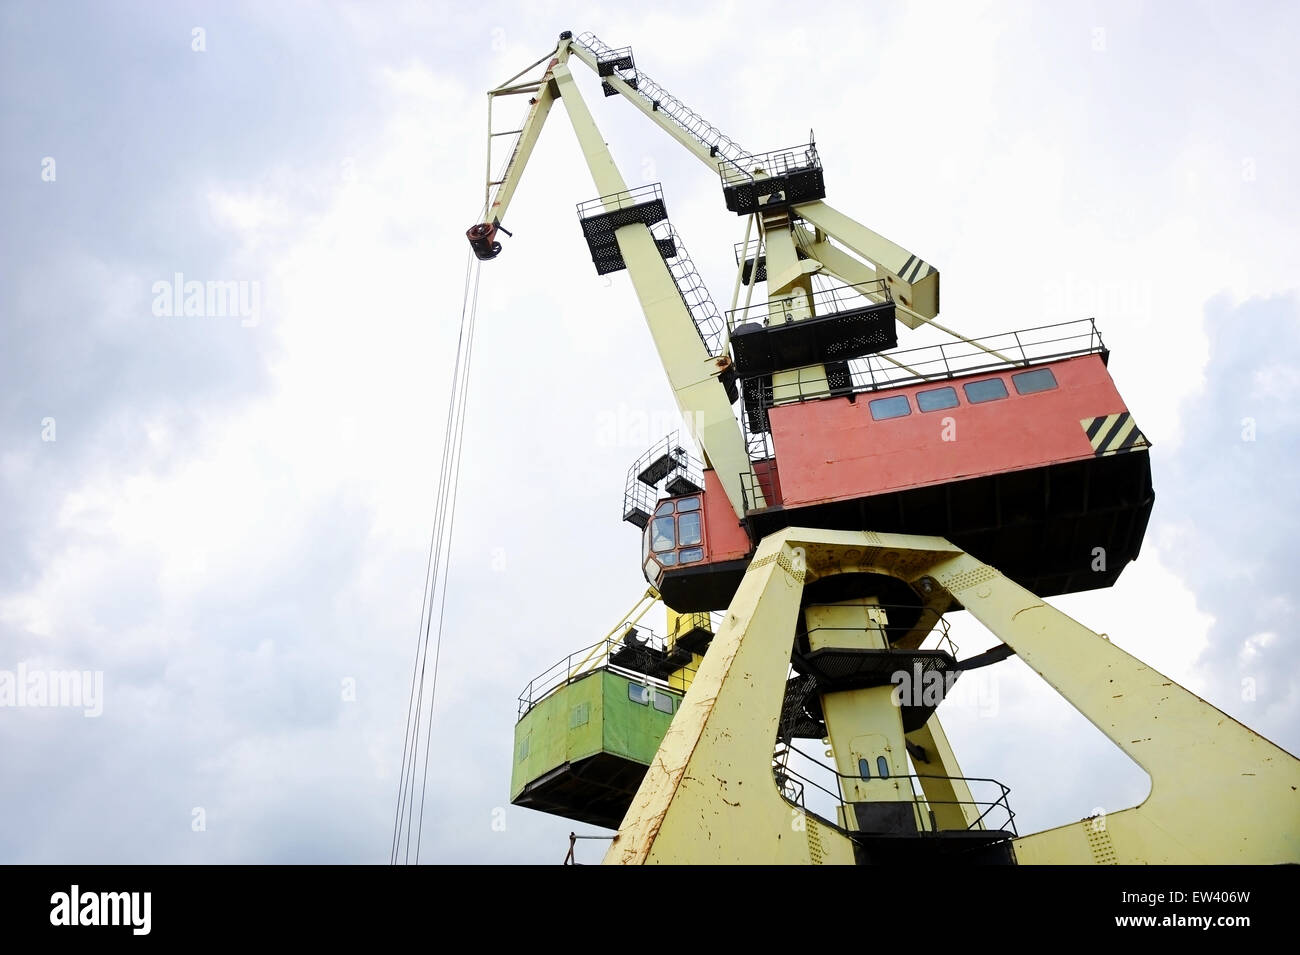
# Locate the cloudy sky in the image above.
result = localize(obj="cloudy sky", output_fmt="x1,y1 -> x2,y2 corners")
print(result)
1,0 -> 1296,864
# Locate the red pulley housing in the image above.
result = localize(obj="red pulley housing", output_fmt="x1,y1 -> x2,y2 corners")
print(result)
466,222 -> 503,260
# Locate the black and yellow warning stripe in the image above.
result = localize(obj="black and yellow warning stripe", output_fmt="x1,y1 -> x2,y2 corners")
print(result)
1080,412 -> 1150,456
896,254 -> 936,284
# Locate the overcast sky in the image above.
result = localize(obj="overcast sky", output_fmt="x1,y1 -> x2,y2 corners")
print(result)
2,0 -> 1297,864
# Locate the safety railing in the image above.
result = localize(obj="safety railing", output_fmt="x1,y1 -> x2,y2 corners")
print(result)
664,609 -> 721,642
846,318 -> 1105,393
572,32 -> 754,167
738,464 -> 778,511
517,626 -> 698,720
726,279 -> 892,332
575,182 -> 665,220
738,318 -> 1107,415
800,605 -> 958,658
776,742 -> 1018,836
652,221 -> 728,357
622,432 -> 704,528
719,141 -> 822,189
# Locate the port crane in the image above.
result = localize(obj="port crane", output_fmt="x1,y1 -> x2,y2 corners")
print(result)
455,30 -> 1299,864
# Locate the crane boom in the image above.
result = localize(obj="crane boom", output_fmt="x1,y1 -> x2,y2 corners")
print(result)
469,31 -> 958,522
471,43 -> 757,518
567,32 -> 752,174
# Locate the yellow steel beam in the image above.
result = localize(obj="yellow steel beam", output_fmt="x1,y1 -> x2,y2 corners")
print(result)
485,49 -> 567,226
924,550 -> 1300,864
764,217 -> 830,405
565,40 -> 726,174
905,713 -> 983,830
807,599 -> 914,827
605,532 -> 853,864
796,201 -> 939,319
551,62 -> 757,517
606,526 -> 1300,864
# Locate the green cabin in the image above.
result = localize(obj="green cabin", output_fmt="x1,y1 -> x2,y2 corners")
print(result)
511,668 -> 682,829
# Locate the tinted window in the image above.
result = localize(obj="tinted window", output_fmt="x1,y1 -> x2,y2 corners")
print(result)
869,395 -> 911,420
652,693 -> 674,714
876,755 -> 890,779
963,378 -> 1009,403
917,386 -> 958,412
677,511 -> 702,547
1012,367 -> 1058,395
629,684 -> 649,705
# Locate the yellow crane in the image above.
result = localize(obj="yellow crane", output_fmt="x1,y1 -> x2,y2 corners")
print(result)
465,30 -> 1299,865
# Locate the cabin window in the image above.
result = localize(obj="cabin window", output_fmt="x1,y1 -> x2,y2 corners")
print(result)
651,516 -> 675,552
963,378 -> 1009,403
858,758 -> 871,779
876,756 -> 890,779
629,684 -> 650,705
647,496 -> 706,570
1012,367 -> 1058,395
678,511 -> 702,547
653,693 -> 674,715
917,386 -> 959,412
869,395 -> 912,420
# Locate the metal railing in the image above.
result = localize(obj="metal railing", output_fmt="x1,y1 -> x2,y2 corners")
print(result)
575,182 -> 665,220
777,742 -> 1018,836
652,221 -> 728,358
846,318 -> 1105,394
738,319 -> 1107,418
517,626 -> 698,720
573,32 -> 754,167
738,463 -> 779,510
726,278 -> 891,333
800,605 -> 959,658
622,432 -> 704,528
719,141 -> 822,189
666,609 -> 724,645
575,186 -> 725,362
